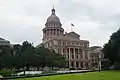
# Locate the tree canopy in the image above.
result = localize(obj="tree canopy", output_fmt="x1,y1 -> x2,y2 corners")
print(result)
103,28 -> 120,69
0,41 -> 66,70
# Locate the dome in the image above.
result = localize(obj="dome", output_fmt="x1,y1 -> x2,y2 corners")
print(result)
47,15 -> 60,22
45,7 -> 62,27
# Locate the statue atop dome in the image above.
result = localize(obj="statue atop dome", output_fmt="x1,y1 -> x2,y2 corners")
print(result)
51,6 -> 55,15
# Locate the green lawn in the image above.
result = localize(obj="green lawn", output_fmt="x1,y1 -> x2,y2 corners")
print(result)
15,71 -> 120,80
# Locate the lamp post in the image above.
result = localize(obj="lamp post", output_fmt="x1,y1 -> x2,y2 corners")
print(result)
98,53 -> 101,72
23,61 -> 27,76
0,49 -> 2,71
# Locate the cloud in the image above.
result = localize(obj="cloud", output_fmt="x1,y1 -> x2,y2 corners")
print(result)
0,0 -> 119,47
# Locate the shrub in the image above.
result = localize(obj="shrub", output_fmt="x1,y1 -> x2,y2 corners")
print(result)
0,70 -> 15,77
69,68 -> 76,70
77,68 -> 82,70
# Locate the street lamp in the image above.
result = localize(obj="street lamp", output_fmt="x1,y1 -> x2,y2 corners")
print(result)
98,53 -> 102,72
0,49 -> 2,70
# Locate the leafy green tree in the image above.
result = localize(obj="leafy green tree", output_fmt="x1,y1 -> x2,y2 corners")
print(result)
35,47 -> 66,69
20,41 -> 35,70
0,45 -> 14,69
103,29 -> 120,69
0,41 -> 66,71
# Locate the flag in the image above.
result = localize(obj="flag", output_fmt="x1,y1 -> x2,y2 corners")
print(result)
71,23 -> 74,26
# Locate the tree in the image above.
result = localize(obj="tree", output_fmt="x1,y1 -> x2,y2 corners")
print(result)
0,45 -> 14,69
103,28 -> 120,69
0,41 -> 66,71
20,41 -> 36,70
35,47 -> 66,69
12,44 -> 22,70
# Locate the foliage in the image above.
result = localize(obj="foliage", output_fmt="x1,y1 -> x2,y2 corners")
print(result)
103,29 -> 120,69
0,41 -> 66,73
0,70 -> 15,77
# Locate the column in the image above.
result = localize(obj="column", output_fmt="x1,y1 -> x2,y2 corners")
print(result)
56,29 -> 59,35
74,48 -> 76,59
79,61 -> 81,68
49,29 -> 50,36
68,48 -> 71,68
69,61 -> 71,68
51,29 -> 53,35
88,63 -> 91,69
59,30 -> 60,35
50,29 -> 52,35
74,48 -> 76,68
56,29 -> 57,36
83,62 -> 86,69
82,50 -> 84,59
74,61 -> 76,68
69,48 -> 71,60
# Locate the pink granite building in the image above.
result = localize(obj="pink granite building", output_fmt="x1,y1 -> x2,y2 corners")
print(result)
38,8 -> 91,69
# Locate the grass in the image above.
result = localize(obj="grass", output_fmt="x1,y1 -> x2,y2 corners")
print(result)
14,71 -> 120,80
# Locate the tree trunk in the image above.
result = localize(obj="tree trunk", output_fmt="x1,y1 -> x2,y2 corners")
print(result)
37,66 -> 39,71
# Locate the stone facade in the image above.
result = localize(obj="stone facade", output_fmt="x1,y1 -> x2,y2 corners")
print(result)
38,8 -> 91,69
89,46 -> 104,68
0,37 -> 11,46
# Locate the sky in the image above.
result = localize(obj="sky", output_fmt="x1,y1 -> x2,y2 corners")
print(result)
0,0 -> 120,47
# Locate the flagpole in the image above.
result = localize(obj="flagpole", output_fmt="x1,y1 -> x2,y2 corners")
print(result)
71,26 -> 73,32
71,23 -> 74,32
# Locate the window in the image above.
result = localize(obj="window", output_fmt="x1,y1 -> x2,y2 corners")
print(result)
51,31 -> 52,35
67,48 -> 69,53
68,55 -> 69,59
75,48 -> 78,54
57,32 -> 59,35
53,40 -> 58,45
63,42 -> 66,45
63,49 -> 65,53
72,55 -> 74,59
59,41 -> 61,45
66,61 -> 69,68
76,55 -> 79,59
67,42 -> 70,45
76,62 -> 79,68
81,62 -> 83,68
49,42 -> 52,46
58,49 -> 61,53
70,48 -> 74,53
80,54 -> 83,59
71,62 -> 74,67
76,42 -> 79,45
79,49 -> 82,54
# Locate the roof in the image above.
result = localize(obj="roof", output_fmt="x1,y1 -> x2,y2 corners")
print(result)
67,31 -> 80,37
89,46 -> 102,51
0,38 -> 5,40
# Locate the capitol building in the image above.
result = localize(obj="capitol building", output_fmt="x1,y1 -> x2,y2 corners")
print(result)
37,7 -> 93,69
37,7 -> 105,69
